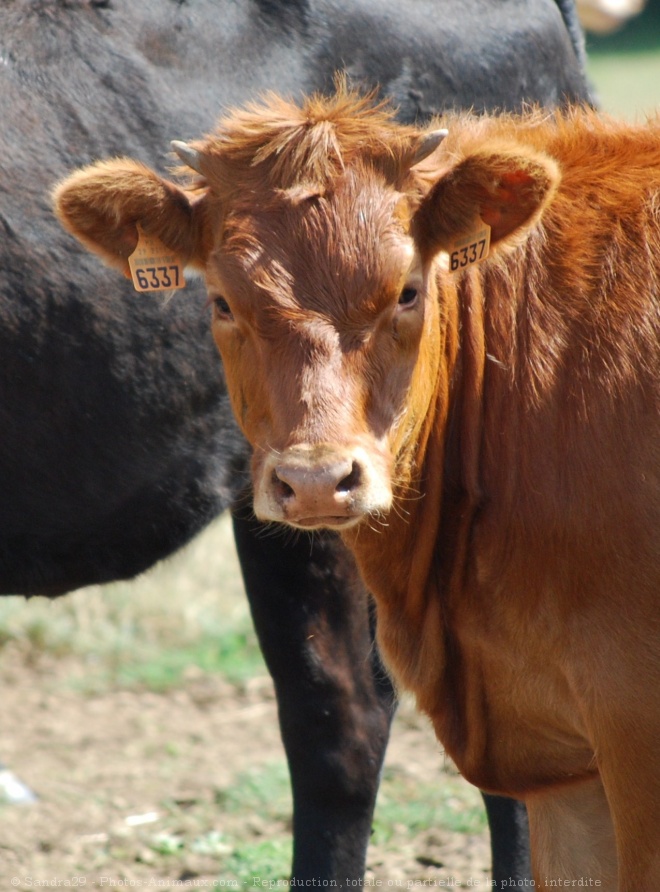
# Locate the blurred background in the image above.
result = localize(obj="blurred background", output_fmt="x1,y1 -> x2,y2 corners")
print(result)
585,0 -> 660,115
1,3 -> 659,886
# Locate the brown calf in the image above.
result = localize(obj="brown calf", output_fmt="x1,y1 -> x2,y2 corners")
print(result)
54,90 -> 660,889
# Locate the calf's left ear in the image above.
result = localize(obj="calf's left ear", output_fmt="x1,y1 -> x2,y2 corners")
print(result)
413,146 -> 560,260
53,158 -> 209,277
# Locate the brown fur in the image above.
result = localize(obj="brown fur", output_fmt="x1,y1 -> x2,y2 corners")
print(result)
54,89 -> 660,889
178,86 -> 423,197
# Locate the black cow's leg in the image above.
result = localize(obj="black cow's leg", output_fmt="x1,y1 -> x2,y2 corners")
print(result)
483,794 -> 532,888
232,512 -> 395,887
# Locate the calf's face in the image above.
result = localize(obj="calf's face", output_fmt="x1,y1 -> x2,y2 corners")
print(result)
205,170 -> 440,530
53,97 -> 558,532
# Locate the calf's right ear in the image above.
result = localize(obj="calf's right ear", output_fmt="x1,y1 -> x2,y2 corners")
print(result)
52,159 -> 209,277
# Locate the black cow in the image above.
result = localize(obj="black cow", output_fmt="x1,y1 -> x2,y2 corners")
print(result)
0,0 -> 592,886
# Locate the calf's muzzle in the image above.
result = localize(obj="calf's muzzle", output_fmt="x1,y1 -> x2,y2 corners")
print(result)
253,443 -> 392,530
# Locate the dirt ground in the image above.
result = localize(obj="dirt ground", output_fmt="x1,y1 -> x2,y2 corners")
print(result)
0,648 -> 493,888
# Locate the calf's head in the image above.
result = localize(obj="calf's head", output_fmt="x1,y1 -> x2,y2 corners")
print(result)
54,91 -> 558,531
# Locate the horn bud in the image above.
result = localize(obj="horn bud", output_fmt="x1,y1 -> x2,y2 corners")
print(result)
410,129 -> 449,166
171,140 -> 204,174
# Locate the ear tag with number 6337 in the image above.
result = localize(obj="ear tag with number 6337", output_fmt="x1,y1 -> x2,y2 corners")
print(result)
447,222 -> 491,273
128,224 -> 186,292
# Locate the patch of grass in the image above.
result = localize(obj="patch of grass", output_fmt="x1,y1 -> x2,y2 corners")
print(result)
371,766 -> 486,848
190,830 -> 232,857
215,762 -> 292,816
149,832 -> 186,856
224,839 -> 292,884
72,627 -> 266,693
131,764 -> 294,882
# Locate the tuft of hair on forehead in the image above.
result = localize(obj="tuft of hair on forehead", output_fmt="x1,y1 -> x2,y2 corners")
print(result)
181,83 -> 423,197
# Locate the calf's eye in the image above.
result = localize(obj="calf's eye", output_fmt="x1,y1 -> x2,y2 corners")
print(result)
398,287 -> 418,308
211,295 -> 234,320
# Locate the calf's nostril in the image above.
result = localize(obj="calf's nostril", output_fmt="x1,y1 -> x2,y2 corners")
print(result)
336,461 -> 362,494
273,469 -> 296,500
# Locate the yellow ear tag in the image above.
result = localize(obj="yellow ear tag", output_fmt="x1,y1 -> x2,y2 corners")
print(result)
128,224 -> 186,292
447,222 -> 491,274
